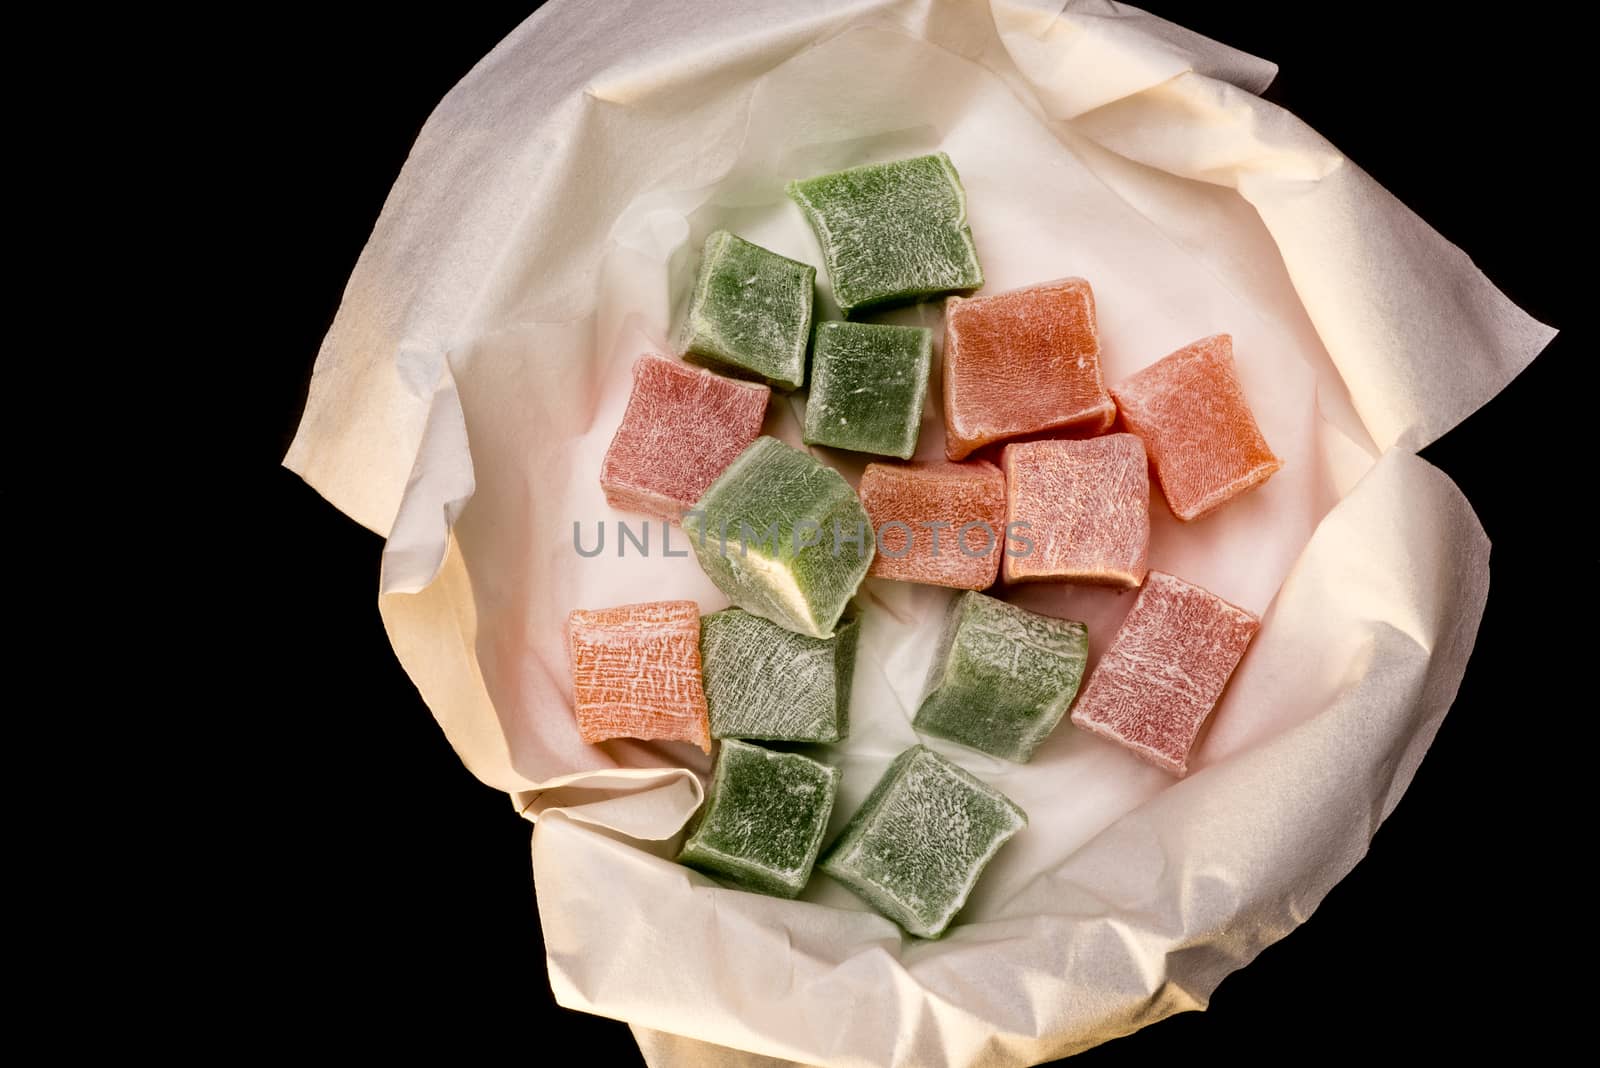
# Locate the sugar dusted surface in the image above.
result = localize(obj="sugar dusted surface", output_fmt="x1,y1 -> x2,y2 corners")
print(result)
678,740 -> 841,898
803,321 -> 932,459
565,600 -> 711,753
683,437 -> 874,639
600,354 -> 770,520
820,745 -> 1025,938
915,591 -> 1088,763
787,153 -> 983,315
683,231 -> 815,392
942,278 -> 1114,460
1070,571 -> 1258,775
1110,334 -> 1282,522
701,607 -> 858,743
1002,435 -> 1150,588
859,461 -> 1005,589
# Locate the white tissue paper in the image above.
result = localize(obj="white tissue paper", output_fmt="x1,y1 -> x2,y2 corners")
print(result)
284,1 -> 1555,1064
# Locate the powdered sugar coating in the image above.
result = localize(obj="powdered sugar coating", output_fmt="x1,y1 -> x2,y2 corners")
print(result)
858,461 -> 1005,589
1001,435 -> 1150,588
1069,571 -> 1258,776
787,153 -> 983,315
942,278 -> 1114,461
682,231 -> 815,391
701,607 -> 858,743
1110,334 -> 1282,522
682,437 -> 874,639
677,739 -> 840,898
914,591 -> 1088,763
802,321 -> 932,459
819,745 -> 1025,938
565,600 -> 711,753
600,354 -> 770,520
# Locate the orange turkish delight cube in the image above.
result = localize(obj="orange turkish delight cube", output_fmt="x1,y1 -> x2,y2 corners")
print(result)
942,278 -> 1114,461
857,461 -> 1006,590
1109,334 -> 1281,522
565,600 -> 711,753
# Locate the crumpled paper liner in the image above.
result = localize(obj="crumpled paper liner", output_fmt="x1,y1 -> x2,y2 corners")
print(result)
284,2 -> 1555,1065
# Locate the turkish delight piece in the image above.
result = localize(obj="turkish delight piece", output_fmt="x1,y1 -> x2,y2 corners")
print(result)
1001,434 -> 1150,588
819,745 -> 1025,937
857,460 -> 1005,590
565,600 -> 712,753
1070,571 -> 1259,776
701,606 -> 859,743
682,230 -> 816,392
802,321 -> 932,459
682,437 -> 874,639
1109,334 -> 1283,522
914,591 -> 1088,763
787,153 -> 984,315
942,278 -> 1114,460
600,353 -> 771,520
678,739 -> 841,898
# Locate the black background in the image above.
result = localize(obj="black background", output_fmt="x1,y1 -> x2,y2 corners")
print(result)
257,3 -> 1577,1061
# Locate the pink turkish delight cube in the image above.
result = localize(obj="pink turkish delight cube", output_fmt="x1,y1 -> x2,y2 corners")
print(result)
1069,571 -> 1258,775
1002,434 -> 1149,588
600,353 -> 770,520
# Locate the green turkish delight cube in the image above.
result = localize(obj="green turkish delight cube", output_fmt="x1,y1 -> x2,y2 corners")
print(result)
702,606 -> 859,743
802,321 -> 932,459
677,739 -> 841,898
819,745 -> 1025,938
683,437 -> 874,639
787,153 -> 984,315
682,230 -> 815,391
914,591 -> 1088,763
